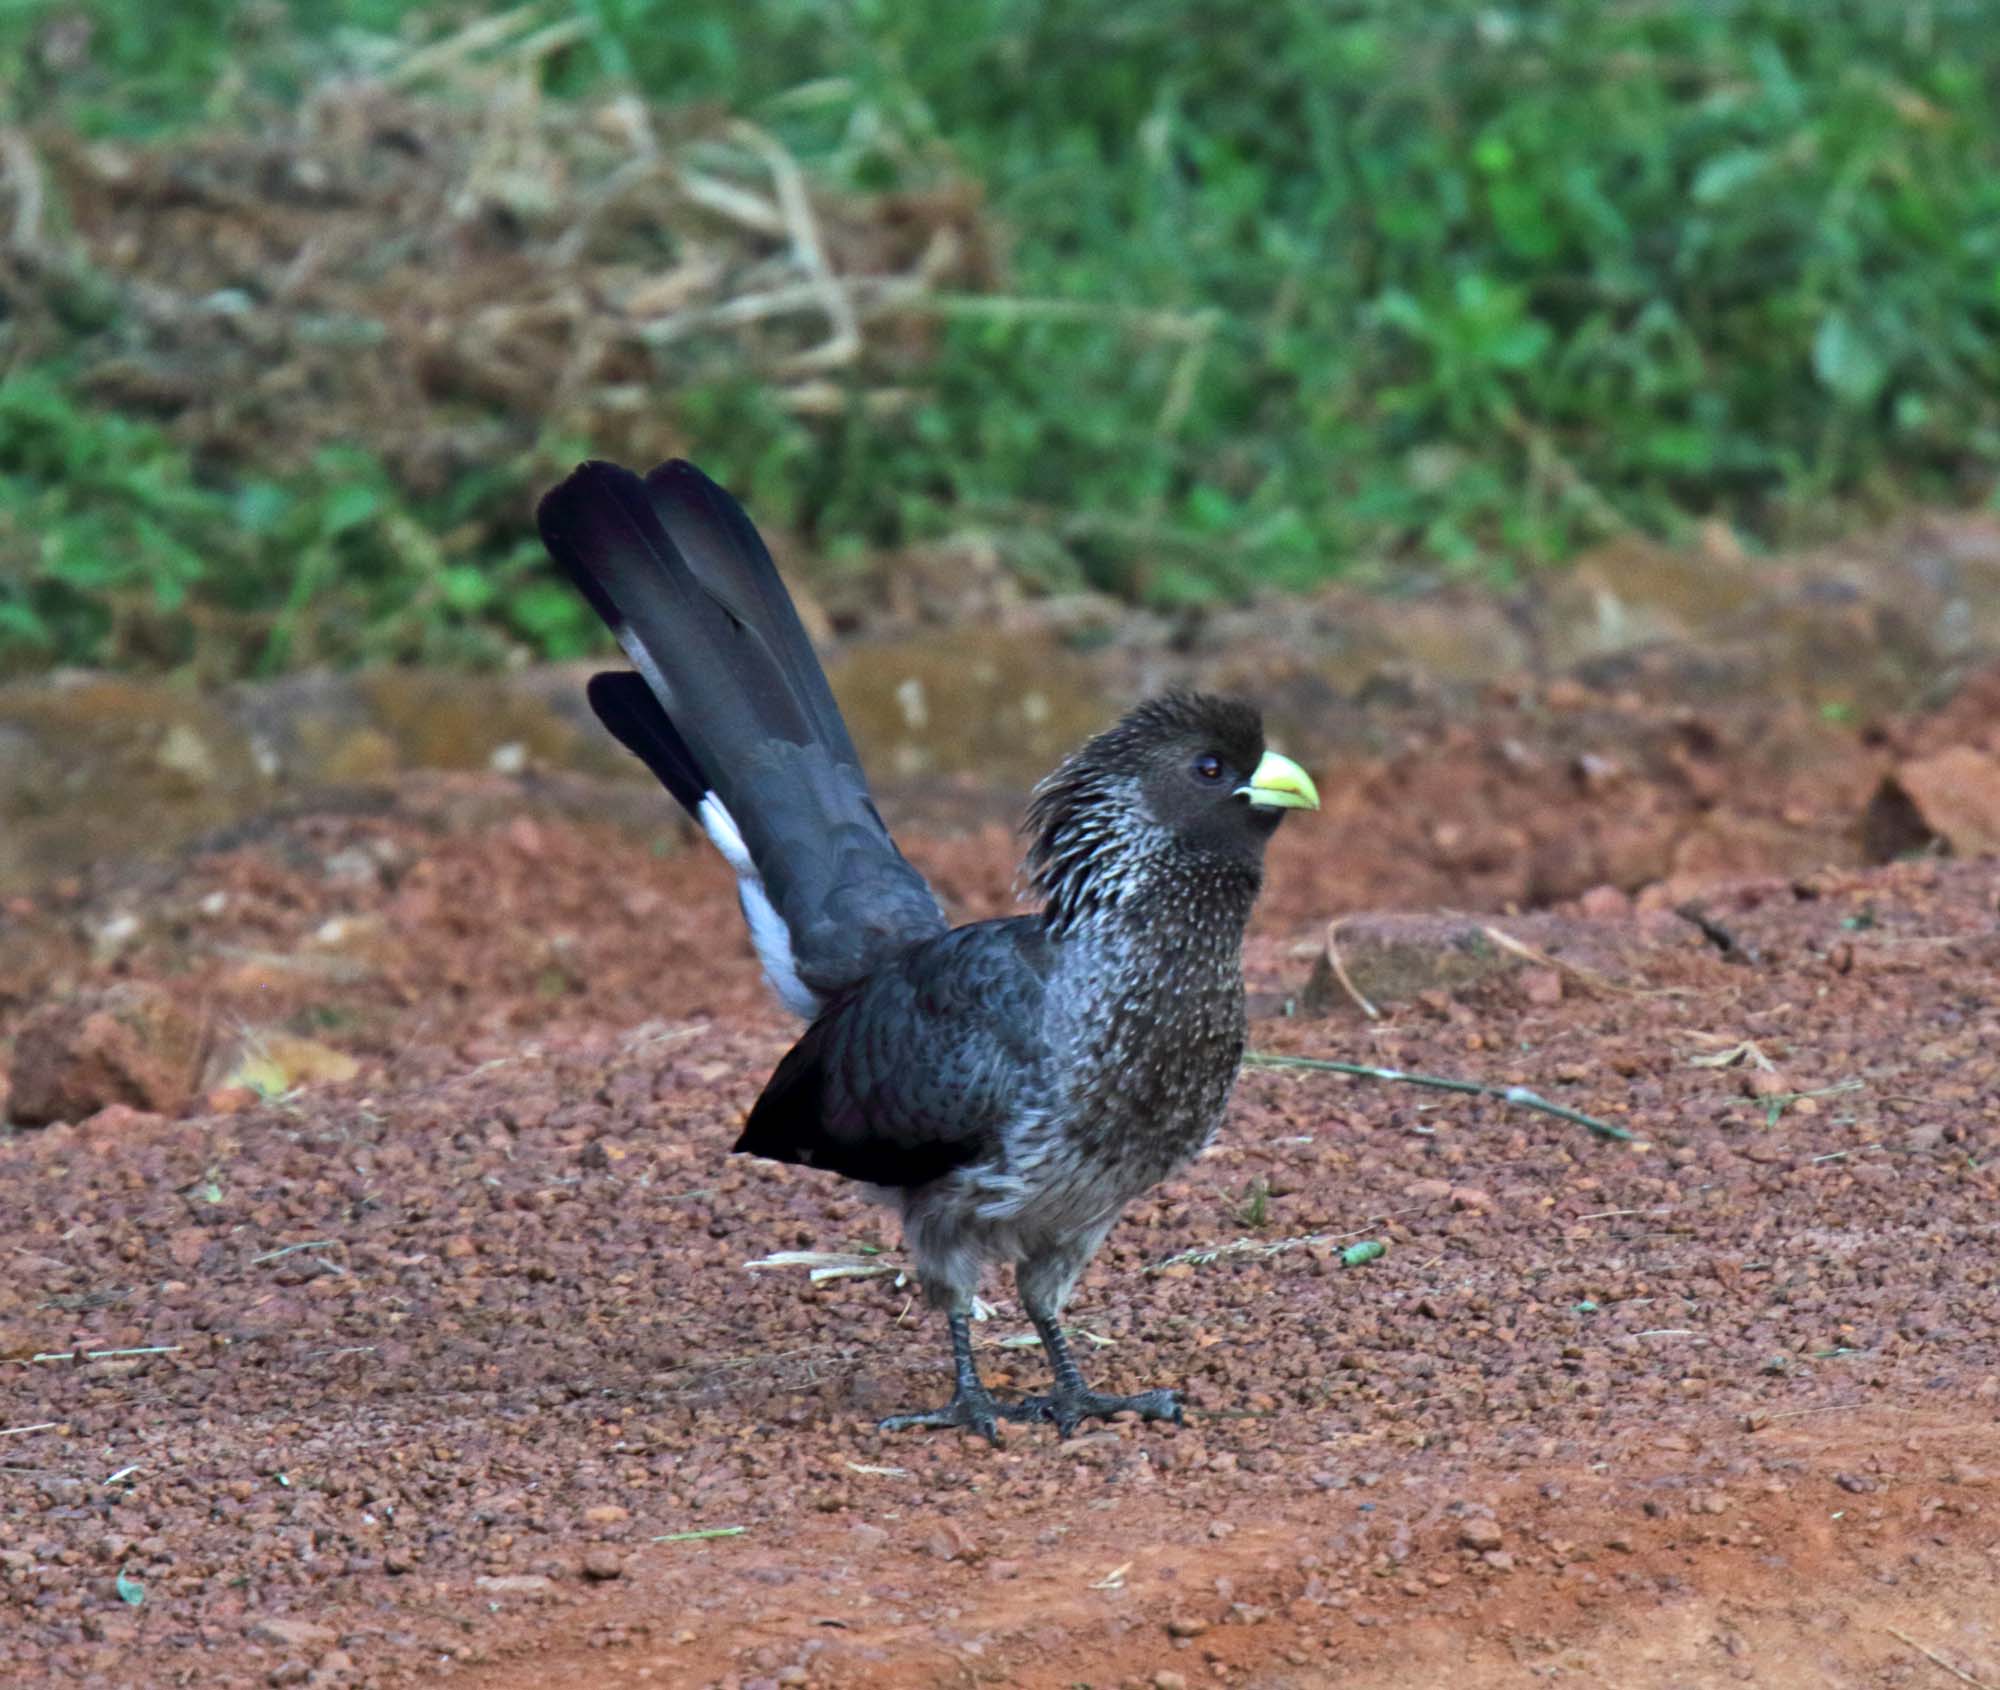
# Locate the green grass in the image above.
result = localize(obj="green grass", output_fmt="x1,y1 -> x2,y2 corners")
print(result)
5,0 -> 2000,673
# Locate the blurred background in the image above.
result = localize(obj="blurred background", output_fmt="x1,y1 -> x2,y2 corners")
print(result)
4,0 -> 1999,677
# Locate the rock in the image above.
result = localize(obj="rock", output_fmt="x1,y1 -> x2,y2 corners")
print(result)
268,1664 -> 310,1688
580,1548 -> 626,1580
1302,915 -> 1524,1012
248,1618 -> 337,1650
9,983 -> 207,1124
1153,1673 -> 1189,1690
78,1103 -> 167,1137
1867,746 -> 2000,858
1165,1615 -> 1208,1638
582,1504 -> 629,1526
1458,1516 -> 1504,1553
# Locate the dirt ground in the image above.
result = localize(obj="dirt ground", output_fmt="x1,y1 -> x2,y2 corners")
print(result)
3,682 -> 1999,1688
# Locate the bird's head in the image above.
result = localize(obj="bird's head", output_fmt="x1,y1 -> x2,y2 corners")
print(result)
1023,691 -> 1319,931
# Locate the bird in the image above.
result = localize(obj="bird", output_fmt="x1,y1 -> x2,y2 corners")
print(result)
536,458 -> 1320,1441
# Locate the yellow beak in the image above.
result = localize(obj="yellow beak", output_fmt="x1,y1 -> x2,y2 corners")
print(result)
1238,749 -> 1320,812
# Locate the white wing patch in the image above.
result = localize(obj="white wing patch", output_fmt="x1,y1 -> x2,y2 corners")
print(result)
697,792 -> 822,1020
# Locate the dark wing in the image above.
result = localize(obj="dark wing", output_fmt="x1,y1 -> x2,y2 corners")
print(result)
735,917 -> 1052,1187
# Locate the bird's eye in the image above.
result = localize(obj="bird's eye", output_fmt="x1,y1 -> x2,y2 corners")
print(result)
1191,753 -> 1225,783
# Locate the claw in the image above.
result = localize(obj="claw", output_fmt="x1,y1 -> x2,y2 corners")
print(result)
1018,1385 -> 1184,1439
880,1385 -> 1033,1446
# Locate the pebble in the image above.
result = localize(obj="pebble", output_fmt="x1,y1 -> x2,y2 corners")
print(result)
247,1618 -> 336,1650
1458,1517 -> 1504,1553
581,1549 -> 627,1581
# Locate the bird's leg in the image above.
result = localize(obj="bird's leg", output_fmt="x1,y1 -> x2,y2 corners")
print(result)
879,1312 -> 1031,1446
1017,1301 -> 1184,1437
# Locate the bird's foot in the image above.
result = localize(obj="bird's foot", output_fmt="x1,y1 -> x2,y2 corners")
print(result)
879,1385 -> 1033,1447
1018,1384 -> 1184,1439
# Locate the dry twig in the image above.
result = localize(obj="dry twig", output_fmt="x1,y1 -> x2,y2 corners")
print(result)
1321,919 -> 1380,1019
1885,1627 -> 1999,1690
1244,1050 -> 1634,1142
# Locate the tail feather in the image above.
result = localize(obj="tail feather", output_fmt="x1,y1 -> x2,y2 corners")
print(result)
539,460 -> 946,1012
586,671 -> 705,816
639,461 -> 862,769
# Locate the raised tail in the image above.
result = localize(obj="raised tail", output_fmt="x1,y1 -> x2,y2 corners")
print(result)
537,460 -> 946,1015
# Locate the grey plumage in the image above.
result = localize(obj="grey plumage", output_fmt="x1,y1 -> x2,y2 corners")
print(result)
538,460 -> 1318,1440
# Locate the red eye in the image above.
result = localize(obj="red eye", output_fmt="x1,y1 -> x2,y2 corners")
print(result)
1192,753 -> 1225,782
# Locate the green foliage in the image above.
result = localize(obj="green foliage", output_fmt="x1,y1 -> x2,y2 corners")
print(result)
6,0 -> 2000,671
564,0 -> 2000,587
0,371 -> 595,673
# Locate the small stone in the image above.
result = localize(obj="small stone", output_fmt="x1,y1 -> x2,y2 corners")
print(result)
1482,1550 -> 1515,1572
1458,1516 -> 1504,1553
1449,1186 -> 1494,1211
776,1669 -> 809,1687
1153,1674 -> 1189,1690
1403,1178 -> 1453,1203
581,1549 -> 626,1581
920,1520 -> 974,1562
1577,884 -> 1631,920
1519,967 -> 1563,1007
583,1504 -> 630,1526
204,1085 -> 258,1116
78,1103 -> 166,1137
268,1664 -> 310,1688
474,1575 -> 554,1598
247,1618 -> 337,1650
1165,1616 -> 1208,1639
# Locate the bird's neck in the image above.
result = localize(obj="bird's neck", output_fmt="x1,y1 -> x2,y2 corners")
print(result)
1039,834 -> 1262,954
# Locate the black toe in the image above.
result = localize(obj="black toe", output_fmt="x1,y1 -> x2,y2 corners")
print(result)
1019,1385 -> 1184,1438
